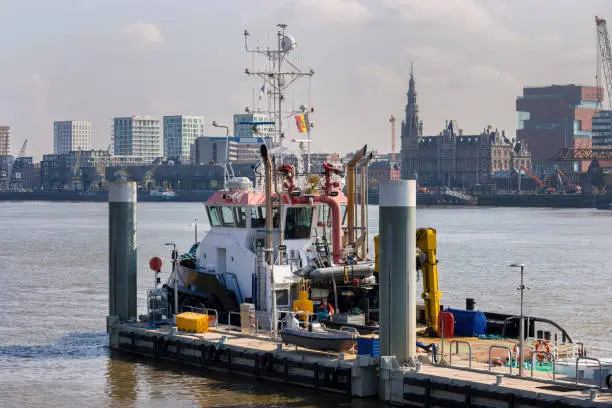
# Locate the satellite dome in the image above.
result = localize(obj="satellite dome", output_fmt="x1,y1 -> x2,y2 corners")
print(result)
281,35 -> 296,52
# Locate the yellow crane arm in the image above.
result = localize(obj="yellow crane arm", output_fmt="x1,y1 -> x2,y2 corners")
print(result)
374,227 -> 441,332
416,228 -> 441,331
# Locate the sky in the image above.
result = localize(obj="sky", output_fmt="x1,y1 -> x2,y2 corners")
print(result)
1,0 -> 611,160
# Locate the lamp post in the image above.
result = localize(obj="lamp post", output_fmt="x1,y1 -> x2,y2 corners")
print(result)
510,263 -> 526,376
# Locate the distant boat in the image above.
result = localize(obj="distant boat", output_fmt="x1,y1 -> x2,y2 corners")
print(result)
150,188 -> 177,199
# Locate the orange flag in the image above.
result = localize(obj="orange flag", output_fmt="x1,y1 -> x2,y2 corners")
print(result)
295,114 -> 308,133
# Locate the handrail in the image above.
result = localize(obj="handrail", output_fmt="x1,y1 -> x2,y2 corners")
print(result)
226,311 -> 241,331
530,351 -> 555,381
488,345 -> 513,374
500,315 -> 573,343
449,340 -> 473,368
576,357 -> 604,389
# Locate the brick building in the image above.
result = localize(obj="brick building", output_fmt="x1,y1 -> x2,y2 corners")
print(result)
516,84 -> 602,174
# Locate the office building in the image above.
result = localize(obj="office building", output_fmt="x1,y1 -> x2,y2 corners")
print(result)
53,121 -> 92,154
112,116 -> 161,157
163,115 -> 204,164
0,126 -> 9,156
516,85 -> 602,173
592,110 -> 612,147
233,112 -> 275,141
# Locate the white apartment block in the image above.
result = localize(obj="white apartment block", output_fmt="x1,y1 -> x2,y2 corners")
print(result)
53,121 -> 92,154
233,112 -> 276,141
0,126 -> 9,156
113,116 -> 161,157
163,115 -> 204,163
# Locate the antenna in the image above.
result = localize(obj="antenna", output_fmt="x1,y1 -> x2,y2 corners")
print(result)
243,24 -> 314,149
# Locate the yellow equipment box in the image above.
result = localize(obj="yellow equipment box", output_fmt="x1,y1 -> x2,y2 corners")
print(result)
176,312 -> 209,333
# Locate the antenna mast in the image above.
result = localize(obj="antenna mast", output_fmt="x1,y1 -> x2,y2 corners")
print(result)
243,24 -> 314,148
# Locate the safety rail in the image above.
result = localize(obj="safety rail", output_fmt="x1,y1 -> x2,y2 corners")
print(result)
449,340 -> 473,368
255,311 -> 273,336
221,311 -> 241,331
576,357 -> 604,389
530,351 -> 555,381
488,345 -> 513,375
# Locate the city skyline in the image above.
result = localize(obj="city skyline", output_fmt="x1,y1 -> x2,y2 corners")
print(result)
1,0 -> 611,159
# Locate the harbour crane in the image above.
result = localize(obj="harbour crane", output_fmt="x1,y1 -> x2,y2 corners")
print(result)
596,16 -> 612,109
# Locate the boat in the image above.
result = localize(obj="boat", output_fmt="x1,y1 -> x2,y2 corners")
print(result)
156,24 -> 375,334
280,326 -> 357,353
152,24 -> 580,360
149,187 -> 177,199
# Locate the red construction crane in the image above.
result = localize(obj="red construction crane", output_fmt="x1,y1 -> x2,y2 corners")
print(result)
522,166 -> 556,194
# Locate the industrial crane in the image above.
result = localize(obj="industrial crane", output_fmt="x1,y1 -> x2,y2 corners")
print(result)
555,168 -> 582,194
596,16 -> 612,109
522,166 -> 555,194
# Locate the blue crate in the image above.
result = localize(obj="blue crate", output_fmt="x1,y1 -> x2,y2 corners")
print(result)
357,337 -> 380,357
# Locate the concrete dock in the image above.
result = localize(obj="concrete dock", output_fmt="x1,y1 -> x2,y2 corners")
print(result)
107,320 -> 612,407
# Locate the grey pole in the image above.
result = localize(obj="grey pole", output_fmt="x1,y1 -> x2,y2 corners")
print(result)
379,180 -> 417,363
109,182 -> 137,323
511,263 -> 526,376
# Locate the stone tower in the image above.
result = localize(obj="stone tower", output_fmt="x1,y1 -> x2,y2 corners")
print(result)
400,64 -> 423,180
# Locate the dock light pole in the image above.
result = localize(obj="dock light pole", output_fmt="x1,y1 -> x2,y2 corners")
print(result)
510,263 -> 526,376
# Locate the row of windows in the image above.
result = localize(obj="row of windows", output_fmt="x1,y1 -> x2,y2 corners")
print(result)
206,206 -> 314,240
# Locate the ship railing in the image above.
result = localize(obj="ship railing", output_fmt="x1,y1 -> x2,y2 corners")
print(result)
530,351 -> 556,381
575,357 -> 605,389
488,345 -> 514,375
449,340 -> 473,369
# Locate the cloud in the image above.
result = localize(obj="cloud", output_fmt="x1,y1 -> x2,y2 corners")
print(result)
385,0 -> 520,43
298,0 -> 371,24
123,21 -> 165,45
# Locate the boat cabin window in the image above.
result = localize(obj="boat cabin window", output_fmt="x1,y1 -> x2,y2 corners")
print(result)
284,207 -> 313,240
251,206 -> 280,229
220,206 -> 235,227
234,207 -> 247,228
207,206 -> 222,227
276,289 -> 289,307
251,207 -> 266,228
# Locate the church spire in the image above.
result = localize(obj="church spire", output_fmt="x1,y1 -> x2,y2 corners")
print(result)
403,61 -> 421,139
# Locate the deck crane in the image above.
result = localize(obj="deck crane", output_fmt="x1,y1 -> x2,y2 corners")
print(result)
596,16 -> 612,109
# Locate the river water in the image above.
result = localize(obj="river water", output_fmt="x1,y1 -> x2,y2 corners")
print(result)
0,202 -> 611,407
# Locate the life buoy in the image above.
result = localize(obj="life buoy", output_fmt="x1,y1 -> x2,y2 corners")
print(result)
534,340 -> 551,363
